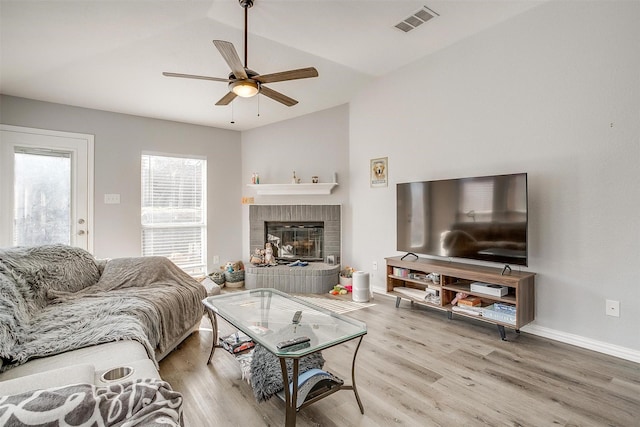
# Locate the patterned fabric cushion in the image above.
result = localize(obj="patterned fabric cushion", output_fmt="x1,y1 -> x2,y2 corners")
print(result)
0,378 -> 183,426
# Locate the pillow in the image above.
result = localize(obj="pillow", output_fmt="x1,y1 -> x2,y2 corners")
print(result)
0,245 -> 100,306
201,276 -> 221,296
0,266 -> 32,361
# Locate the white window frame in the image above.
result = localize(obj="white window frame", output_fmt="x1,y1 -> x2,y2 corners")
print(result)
141,152 -> 207,275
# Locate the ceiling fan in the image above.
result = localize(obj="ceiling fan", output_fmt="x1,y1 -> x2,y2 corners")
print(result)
163,0 -> 318,107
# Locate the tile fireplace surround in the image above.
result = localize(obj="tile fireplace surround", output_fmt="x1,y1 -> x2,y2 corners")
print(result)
249,205 -> 341,262
248,205 -> 341,293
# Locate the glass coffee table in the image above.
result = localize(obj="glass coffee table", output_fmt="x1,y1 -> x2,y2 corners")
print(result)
202,288 -> 367,427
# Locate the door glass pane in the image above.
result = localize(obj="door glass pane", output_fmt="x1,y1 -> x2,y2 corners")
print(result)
13,150 -> 71,246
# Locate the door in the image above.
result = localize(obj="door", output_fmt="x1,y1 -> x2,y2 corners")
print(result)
0,125 -> 94,252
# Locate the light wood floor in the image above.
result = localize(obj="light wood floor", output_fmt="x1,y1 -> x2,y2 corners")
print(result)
160,294 -> 640,426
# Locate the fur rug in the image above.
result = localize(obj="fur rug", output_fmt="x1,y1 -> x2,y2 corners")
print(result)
249,344 -> 325,402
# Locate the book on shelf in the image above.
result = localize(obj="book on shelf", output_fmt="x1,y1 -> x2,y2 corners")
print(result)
392,267 -> 409,278
452,305 -> 482,316
458,296 -> 482,306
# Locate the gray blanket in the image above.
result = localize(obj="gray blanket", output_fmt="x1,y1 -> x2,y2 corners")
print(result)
0,378 -> 183,426
48,256 -> 207,359
0,245 -> 206,371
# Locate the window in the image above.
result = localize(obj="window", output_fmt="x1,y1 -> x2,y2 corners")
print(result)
141,154 -> 206,275
13,148 -> 71,246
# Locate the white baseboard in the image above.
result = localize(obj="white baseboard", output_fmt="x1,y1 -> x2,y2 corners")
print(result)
521,324 -> 640,364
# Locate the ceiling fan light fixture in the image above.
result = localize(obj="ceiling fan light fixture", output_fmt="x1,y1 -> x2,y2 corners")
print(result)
230,80 -> 259,97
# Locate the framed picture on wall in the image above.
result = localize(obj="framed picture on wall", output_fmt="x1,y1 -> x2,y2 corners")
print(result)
370,157 -> 388,188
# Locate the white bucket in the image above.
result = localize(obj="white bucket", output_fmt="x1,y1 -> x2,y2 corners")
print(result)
352,271 -> 370,303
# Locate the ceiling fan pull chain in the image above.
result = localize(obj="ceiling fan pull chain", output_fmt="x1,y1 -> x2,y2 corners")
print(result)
257,94 -> 260,117
231,102 -> 235,124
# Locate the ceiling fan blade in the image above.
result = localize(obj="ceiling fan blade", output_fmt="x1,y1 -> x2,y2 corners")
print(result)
260,86 -> 298,107
213,40 -> 248,80
254,67 -> 319,84
215,92 -> 238,106
163,72 -> 231,82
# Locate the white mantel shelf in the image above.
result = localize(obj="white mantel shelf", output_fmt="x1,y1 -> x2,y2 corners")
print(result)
247,183 -> 338,196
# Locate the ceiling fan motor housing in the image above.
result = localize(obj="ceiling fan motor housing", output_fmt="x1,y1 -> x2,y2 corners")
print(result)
239,0 -> 253,9
229,69 -> 260,97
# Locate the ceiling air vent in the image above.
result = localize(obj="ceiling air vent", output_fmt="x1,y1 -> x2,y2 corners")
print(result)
394,5 -> 439,33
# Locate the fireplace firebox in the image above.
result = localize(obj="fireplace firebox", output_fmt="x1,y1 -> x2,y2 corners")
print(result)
249,205 -> 340,265
265,221 -> 324,261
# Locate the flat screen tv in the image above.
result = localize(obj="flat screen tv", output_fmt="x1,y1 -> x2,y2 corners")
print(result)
397,173 -> 528,267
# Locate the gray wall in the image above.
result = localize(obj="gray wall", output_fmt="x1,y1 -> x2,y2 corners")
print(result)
240,104 -> 350,264
347,1 -> 640,355
0,95 -> 243,268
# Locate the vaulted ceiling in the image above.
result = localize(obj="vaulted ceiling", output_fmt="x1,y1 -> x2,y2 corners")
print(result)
0,1 -> 543,131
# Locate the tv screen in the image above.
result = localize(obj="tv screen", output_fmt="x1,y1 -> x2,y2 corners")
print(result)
397,173 -> 528,266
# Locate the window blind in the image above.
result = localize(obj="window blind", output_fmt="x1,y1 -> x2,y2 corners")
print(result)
141,154 -> 206,275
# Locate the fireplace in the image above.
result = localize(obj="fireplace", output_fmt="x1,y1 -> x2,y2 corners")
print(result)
247,205 -> 341,293
249,205 -> 341,264
266,221 -> 324,261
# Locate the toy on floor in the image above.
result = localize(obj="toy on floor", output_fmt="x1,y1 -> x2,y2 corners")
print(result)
329,284 -> 351,295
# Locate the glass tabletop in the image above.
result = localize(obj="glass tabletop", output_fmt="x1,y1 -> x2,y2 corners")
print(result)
203,288 -> 367,357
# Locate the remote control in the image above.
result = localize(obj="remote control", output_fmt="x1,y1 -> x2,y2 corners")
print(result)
292,310 -> 302,324
280,341 -> 311,352
277,336 -> 310,349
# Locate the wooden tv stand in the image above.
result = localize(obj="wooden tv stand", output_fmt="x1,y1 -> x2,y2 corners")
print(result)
386,256 -> 535,340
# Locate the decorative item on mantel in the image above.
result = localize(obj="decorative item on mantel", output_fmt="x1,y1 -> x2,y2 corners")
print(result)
251,172 -> 260,184
312,176 -> 319,184
339,266 -> 356,286
291,171 -> 300,184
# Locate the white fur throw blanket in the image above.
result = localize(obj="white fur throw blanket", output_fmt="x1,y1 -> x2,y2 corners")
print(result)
0,245 -> 206,372
0,378 -> 183,426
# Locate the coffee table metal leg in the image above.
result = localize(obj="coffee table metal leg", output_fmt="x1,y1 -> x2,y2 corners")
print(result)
279,357 -> 300,427
206,309 -> 218,365
351,335 -> 365,414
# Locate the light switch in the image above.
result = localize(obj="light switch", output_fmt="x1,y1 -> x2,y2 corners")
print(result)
104,194 -> 121,204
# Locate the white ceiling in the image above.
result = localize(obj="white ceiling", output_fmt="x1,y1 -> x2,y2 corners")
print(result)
0,1 -> 543,131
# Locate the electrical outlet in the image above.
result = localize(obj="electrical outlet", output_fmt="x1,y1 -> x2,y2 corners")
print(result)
213,255 -> 220,264
606,300 -> 620,317
372,261 -> 378,271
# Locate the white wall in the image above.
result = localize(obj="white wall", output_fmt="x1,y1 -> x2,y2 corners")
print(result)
241,104 -> 350,262
348,1 -> 640,354
0,95 -> 243,268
